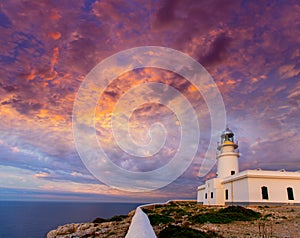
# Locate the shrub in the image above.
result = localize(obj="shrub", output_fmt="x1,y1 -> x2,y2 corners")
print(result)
93,214 -> 128,223
109,215 -> 128,221
219,206 -> 261,220
92,217 -> 107,223
190,211 -> 232,224
158,225 -> 221,238
148,214 -> 175,225
190,206 -> 261,224
161,207 -> 188,217
141,208 -> 152,214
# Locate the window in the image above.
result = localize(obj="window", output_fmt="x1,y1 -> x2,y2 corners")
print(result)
261,186 -> 269,200
211,192 -> 213,198
231,171 -> 235,175
225,189 -> 229,200
287,187 -> 294,200
205,193 -> 207,199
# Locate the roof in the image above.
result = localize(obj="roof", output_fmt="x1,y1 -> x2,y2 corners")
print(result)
221,127 -> 234,136
222,169 -> 300,184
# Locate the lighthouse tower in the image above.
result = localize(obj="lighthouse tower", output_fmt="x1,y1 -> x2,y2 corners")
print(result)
216,127 -> 240,178
198,127 -> 300,205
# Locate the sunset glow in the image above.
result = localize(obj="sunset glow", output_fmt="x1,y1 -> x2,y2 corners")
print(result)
0,0 -> 299,202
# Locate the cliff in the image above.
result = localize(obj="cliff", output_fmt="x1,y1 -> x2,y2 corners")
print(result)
47,201 -> 300,237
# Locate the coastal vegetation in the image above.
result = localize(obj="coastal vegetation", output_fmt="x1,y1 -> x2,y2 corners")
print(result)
47,201 -> 300,237
158,225 -> 220,238
189,205 -> 261,224
142,201 -> 261,237
93,214 -> 128,223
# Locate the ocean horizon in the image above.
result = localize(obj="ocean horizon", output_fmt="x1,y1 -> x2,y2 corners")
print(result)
0,201 -> 143,238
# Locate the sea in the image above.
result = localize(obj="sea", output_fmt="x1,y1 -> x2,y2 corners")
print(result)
0,201 -> 143,238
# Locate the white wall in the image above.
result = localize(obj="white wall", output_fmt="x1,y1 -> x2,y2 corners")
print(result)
198,170 -> 300,206
247,177 -> 300,204
223,177 -> 249,204
198,178 -> 225,205
197,187 -> 205,203
217,143 -> 239,178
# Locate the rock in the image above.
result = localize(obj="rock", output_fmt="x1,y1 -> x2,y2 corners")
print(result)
47,203 -> 300,238
46,219 -> 132,237
47,223 -> 77,237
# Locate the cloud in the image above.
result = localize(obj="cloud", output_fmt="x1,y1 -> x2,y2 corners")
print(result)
154,0 -> 179,27
0,10 -> 12,28
0,0 -> 299,201
199,33 -> 232,66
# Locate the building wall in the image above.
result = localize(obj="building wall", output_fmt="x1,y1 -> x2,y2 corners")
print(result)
198,172 -> 300,206
223,178 -> 249,204
197,178 -> 225,205
247,177 -> 300,204
197,186 -> 205,204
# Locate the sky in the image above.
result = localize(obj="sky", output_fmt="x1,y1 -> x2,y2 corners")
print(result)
0,0 -> 299,202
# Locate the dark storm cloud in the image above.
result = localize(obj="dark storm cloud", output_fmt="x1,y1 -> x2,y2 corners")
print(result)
0,10 -> 12,28
12,32 -> 45,57
0,55 -> 16,64
153,0 -> 240,48
2,84 -> 18,92
155,0 -> 178,27
11,100 -> 43,115
199,33 -> 232,66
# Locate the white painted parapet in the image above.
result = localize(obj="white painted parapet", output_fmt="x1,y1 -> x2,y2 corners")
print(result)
125,207 -> 157,238
125,200 -> 195,238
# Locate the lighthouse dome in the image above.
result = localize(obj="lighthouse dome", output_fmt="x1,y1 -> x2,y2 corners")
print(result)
220,127 -> 235,144
222,127 -> 234,136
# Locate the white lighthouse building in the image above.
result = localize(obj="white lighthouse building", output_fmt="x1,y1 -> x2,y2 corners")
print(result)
197,128 -> 300,205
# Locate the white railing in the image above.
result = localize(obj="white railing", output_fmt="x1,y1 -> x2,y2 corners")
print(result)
125,200 -> 195,238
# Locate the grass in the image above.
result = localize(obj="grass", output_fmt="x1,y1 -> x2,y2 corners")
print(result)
148,214 -> 175,225
161,207 -> 189,217
143,203 -> 189,225
190,206 -> 261,224
144,203 -> 262,236
158,225 -> 221,238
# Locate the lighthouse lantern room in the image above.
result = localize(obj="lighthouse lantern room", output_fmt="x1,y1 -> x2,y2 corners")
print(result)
217,128 -> 240,178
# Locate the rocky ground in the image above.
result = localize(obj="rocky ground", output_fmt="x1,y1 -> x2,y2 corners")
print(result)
47,201 -> 300,238
46,211 -> 135,238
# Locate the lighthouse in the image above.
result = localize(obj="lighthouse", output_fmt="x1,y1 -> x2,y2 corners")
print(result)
216,127 -> 240,178
197,127 -> 300,206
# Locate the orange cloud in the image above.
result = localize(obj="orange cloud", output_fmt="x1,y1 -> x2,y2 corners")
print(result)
279,64 -> 300,80
25,69 -> 36,81
51,47 -> 59,70
34,172 -> 48,178
49,31 -> 61,40
226,79 -> 236,85
50,9 -> 61,21
40,47 -> 60,81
